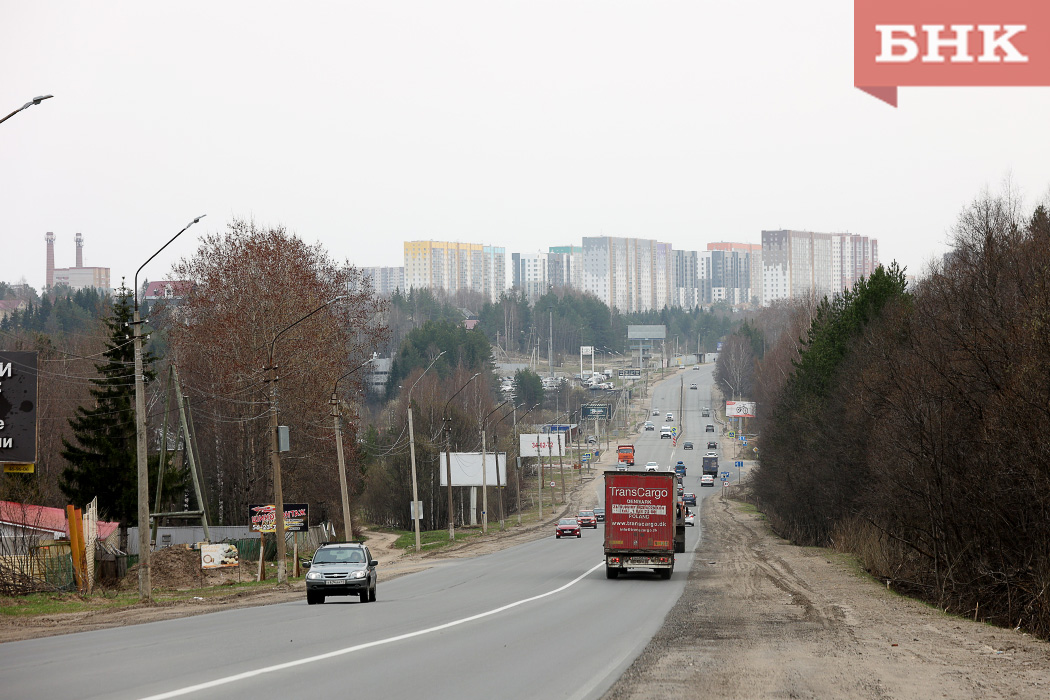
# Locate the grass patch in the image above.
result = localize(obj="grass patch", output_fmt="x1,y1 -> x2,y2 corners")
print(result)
0,590 -> 138,617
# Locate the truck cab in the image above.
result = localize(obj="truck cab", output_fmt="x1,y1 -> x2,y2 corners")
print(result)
617,444 -> 635,466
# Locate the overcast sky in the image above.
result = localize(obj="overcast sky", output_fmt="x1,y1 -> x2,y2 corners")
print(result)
3,1 -> 1049,293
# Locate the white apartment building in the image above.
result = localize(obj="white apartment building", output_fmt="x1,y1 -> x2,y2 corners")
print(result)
511,252 -> 550,302
361,266 -> 405,297
579,236 -> 672,313
762,230 -> 878,303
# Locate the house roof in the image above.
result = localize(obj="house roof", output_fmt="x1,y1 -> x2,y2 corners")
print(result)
0,299 -> 27,311
143,280 -> 194,300
0,501 -> 120,540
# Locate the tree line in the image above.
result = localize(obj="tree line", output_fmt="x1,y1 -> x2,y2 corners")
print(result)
736,191 -> 1050,639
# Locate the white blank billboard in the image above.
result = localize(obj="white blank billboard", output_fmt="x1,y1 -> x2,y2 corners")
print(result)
519,433 -> 565,457
439,452 -> 508,486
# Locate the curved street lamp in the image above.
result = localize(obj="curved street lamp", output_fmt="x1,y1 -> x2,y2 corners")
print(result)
442,372 -> 480,541
267,295 -> 347,584
0,94 -> 53,126
405,351 -> 446,552
489,402 -> 518,529
330,355 -> 377,543
132,214 -> 206,601
479,399 -> 510,533
512,402 -> 540,525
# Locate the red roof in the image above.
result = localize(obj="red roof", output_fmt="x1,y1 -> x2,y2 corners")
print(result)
0,501 -> 119,540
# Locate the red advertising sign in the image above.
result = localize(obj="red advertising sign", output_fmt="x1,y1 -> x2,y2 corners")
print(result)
855,0 -> 1050,106
248,503 -> 309,533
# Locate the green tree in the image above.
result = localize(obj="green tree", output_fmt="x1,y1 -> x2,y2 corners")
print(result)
59,287 -> 154,526
513,368 -> 544,408
386,320 -> 494,397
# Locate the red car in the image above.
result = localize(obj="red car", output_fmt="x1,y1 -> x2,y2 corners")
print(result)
556,517 -> 581,538
577,510 -> 598,528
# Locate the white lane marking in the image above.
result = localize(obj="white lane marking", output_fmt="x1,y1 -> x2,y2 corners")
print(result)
139,560 -> 606,700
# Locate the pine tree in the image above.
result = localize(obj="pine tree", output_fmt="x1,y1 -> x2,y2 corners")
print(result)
59,286 -> 154,527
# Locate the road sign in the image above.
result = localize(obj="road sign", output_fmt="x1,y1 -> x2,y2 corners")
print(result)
581,452 -> 592,462
617,369 -> 642,378
549,481 -> 555,488
727,430 -> 736,438
735,461 -> 743,467
581,403 -> 610,420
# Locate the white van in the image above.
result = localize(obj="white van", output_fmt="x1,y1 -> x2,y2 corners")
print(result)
665,412 -> 674,422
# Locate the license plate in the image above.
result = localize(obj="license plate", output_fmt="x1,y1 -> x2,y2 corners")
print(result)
325,580 -> 344,585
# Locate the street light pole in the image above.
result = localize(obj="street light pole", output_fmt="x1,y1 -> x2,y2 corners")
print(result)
443,373 -> 480,541
267,295 -> 347,584
0,94 -> 53,126
480,400 -> 510,534
406,352 -> 446,552
330,356 -> 377,543
514,402 -> 539,526
132,214 -> 205,601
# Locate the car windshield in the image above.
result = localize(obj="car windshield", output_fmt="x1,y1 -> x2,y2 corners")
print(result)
559,518 -> 577,525
579,511 -> 594,517
313,548 -> 366,564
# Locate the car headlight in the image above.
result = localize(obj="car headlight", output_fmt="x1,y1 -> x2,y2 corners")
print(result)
306,571 -> 323,580
351,570 -> 366,579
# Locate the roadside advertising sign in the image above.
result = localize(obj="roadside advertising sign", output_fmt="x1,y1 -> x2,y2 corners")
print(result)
519,434 -> 564,457
725,401 -> 756,418
249,503 -> 309,533
581,403 -> 610,420
0,351 -> 39,470
200,543 -> 239,569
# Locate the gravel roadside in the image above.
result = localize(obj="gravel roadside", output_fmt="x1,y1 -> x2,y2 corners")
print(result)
603,495 -> 1050,700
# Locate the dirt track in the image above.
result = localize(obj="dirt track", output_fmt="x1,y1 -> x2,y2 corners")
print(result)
604,496 -> 1050,700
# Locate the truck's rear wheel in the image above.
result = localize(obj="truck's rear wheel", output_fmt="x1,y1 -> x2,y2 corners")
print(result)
606,566 -> 619,579
658,567 -> 672,580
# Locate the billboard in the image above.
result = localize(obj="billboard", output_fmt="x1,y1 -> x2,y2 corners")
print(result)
581,403 -> 610,420
725,401 -> 756,418
580,345 -> 594,355
0,351 -> 38,467
249,503 -> 309,533
200,543 -> 239,569
617,369 -> 641,378
627,325 -> 666,340
519,434 -> 564,458
439,452 -> 508,486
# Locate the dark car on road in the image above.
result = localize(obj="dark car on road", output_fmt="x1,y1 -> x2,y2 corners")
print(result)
556,518 -> 582,538
305,542 -> 377,605
707,441 -> 718,449
683,441 -> 693,450
577,510 -> 598,528
683,492 -> 697,506
705,424 -> 715,432
593,507 -> 605,522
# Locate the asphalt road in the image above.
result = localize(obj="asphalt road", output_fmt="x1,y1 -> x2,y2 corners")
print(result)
0,367 -> 721,700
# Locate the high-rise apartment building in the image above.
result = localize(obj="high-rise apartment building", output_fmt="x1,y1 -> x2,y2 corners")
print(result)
403,241 -> 506,302
361,266 -> 405,297
511,252 -> 549,302
548,245 -> 583,290
761,230 -> 878,303
579,236 -> 671,313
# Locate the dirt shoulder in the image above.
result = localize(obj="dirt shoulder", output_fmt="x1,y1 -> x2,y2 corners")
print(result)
604,495 -> 1050,700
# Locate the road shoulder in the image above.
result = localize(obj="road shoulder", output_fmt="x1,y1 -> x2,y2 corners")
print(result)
603,496 -> 1050,700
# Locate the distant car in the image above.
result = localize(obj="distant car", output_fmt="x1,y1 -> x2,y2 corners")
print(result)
652,409 -> 660,416
705,451 -> 718,458
675,460 -> 686,476
577,510 -> 598,528
587,435 -> 597,444
683,492 -> 697,506
693,365 -> 700,370
556,518 -> 582,538
644,421 -> 655,431
677,484 -> 684,496
701,408 -> 711,416
615,464 -> 628,471
593,507 -> 605,522
685,511 -> 696,526
645,461 -> 660,472
666,412 -> 674,421
707,441 -> 718,449
683,441 -> 693,450
305,542 -> 378,605
701,475 -> 715,487
689,383 -> 697,390
705,424 -> 715,432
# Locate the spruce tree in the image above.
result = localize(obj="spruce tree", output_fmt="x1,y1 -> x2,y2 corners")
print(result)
60,286 -> 154,527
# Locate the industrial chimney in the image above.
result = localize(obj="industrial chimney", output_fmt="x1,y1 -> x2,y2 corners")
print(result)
75,232 -> 83,268
46,232 -> 55,288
